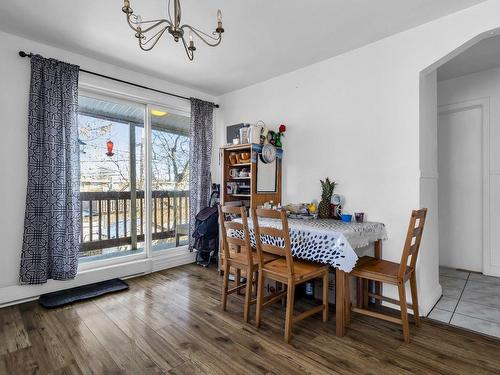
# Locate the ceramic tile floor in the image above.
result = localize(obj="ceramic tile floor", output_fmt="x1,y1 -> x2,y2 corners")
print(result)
427,267 -> 500,338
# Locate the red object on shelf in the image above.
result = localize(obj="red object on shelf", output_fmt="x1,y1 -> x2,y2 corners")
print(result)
106,139 -> 114,157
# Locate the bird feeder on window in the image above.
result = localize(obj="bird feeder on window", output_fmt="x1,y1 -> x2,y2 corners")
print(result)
106,139 -> 114,157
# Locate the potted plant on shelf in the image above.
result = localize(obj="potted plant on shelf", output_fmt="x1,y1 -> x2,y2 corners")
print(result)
274,124 -> 286,148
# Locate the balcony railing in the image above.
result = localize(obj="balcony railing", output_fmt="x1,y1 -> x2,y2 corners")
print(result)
80,190 -> 189,257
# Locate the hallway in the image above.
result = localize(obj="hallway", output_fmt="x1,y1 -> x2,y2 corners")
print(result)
428,267 -> 500,338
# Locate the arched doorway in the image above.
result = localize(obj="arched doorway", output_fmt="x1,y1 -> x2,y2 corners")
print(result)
420,28 -> 500,337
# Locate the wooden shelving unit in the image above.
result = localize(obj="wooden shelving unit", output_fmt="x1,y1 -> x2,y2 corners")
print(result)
231,163 -> 251,167
220,143 -> 282,210
219,143 -> 283,272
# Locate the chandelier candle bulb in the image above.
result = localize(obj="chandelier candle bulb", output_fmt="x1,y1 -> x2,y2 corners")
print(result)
216,9 -> 224,34
122,0 -> 132,14
188,30 -> 196,51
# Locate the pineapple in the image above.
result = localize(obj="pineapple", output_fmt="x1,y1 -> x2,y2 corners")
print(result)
318,178 -> 337,219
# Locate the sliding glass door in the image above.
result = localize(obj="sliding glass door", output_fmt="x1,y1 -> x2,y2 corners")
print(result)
77,91 -> 191,266
149,106 -> 190,252
78,94 -> 146,263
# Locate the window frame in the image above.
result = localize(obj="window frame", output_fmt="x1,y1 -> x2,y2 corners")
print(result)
78,84 -> 191,271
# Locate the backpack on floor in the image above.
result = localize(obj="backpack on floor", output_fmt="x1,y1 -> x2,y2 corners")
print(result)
192,205 -> 219,267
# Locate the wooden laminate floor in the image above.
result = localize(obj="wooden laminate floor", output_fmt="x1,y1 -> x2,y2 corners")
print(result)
1,264 -> 500,374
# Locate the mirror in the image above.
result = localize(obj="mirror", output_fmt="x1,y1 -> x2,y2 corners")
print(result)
256,156 -> 277,192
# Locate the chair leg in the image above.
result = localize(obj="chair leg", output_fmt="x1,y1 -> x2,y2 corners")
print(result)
271,281 -> 286,307
323,272 -> 329,322
281,283 -> 286,308
345,274 -> 351,327
362,278 -> 369,308
374,280 -> 382,307
410,273 -> 421,327
284,282 -> 295,343
252,271 -> 258,297
243,266 -> 253,323
356,277 -> 362,308
236,268 -> 242,295
398,282 -> 411,344
255,270 -> 265,328
222,263 -> 230,311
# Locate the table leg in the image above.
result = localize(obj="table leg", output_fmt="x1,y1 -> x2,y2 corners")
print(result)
335,268 -> 346,337
345,273 -> 351,327
374,239 -> 382,306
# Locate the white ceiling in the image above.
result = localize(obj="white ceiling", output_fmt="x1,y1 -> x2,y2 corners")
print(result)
0,0 -> 487,95
438,35 -> 500,81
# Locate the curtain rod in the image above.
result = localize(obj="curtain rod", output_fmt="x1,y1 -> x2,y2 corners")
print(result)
18,51 -> 219,109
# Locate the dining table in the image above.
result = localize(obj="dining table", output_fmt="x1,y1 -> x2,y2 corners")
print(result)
231,216 -> 388,337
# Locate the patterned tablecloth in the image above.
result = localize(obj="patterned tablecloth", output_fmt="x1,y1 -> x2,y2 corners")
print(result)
231,218 -> 387,272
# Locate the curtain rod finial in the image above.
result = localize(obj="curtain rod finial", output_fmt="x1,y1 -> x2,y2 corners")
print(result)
19,51 -> 31,58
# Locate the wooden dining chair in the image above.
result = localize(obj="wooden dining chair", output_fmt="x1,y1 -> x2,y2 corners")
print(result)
252,208 -> 330,343
349,208 -> 427,343
218,205 -> 277,322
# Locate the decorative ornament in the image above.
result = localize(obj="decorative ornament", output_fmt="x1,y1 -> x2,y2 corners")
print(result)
267,130 -> 276,145
274,123 -> 286,148
274,132 -> 282,148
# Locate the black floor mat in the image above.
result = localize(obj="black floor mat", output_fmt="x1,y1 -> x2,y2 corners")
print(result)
39,279 -> 129,308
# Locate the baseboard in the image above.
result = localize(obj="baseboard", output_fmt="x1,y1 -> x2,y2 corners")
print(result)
0,248 -> 195,308
152,248 -> 196,272
483,266 -> 500,278
420,283 -> 443,316
380,283 -> 442,316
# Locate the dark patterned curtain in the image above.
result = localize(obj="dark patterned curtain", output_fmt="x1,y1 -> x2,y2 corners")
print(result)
20,55 -> 80,284
189,98 -> 214,249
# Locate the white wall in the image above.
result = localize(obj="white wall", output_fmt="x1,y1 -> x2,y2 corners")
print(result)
438,66 -> 500,276
214,0 -> 500,314
0,30 -> 214,305
419,70 -> 441,309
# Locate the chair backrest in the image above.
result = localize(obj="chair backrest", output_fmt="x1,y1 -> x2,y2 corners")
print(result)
252,208 -> 294,277
399,208 -> 428,279
218,205 -> 253,266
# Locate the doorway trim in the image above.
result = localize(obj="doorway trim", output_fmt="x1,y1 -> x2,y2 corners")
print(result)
438,97 -> 491,275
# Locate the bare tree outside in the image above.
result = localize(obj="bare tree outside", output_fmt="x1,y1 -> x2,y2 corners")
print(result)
79,115 -> 133,192
151,128 -> 190,191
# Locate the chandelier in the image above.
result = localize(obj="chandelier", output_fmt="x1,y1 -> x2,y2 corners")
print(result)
121,0 -> 225,61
